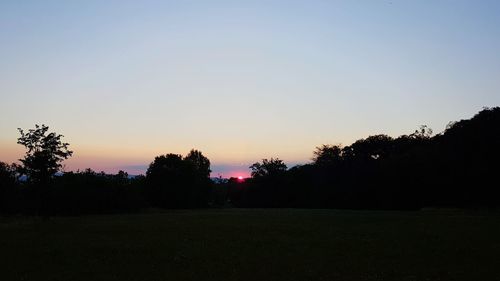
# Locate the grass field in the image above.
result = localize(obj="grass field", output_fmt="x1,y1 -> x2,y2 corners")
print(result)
1,209 -> 499,281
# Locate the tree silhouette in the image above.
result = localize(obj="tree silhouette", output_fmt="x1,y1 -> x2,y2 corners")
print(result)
349,134 -> 394,161
410,125 -> 433,139
0,162 -> 17,183
17,124 -> 72,185
0,162 -> 18,213
184,149 -> 211,178
313,145 -> 343,166
145,151 -> 212,208
250,158 -> 287,178
1,107 -> 498,214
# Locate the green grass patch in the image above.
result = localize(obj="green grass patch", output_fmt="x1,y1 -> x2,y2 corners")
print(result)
1,209 -> 499,281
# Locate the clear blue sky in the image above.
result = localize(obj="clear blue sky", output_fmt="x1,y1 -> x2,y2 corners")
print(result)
1,0 -> 499,177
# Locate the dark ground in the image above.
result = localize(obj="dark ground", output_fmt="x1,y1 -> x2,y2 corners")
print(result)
1,209 -> 499,281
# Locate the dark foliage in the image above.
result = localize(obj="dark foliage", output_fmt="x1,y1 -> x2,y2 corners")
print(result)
249,158 -> 287,178
233,158 -> 289,207
1,108 -> 500,214
0,168 -> 147,215
145,150 -> 212,209
45,169 -> 147,215
0,162 -> 19,213
17,124 -> 73,185
226,107 -> 500,210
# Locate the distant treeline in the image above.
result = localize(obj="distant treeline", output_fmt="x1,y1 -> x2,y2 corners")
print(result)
225,107 -> 500,209
0,150 -> 212,215
1,107 -> 499,215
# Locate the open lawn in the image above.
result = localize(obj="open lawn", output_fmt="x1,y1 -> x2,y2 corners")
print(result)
1,209 -> 499,281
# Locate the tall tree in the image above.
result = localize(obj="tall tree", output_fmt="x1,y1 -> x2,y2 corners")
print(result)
313,145 -> 343,166
0,162 -> 18,213
250,158 -> 287,178
184,149 -> 211,178
0,162 -> 17,183
145,151 -> 212,208
17,124 -> 73,185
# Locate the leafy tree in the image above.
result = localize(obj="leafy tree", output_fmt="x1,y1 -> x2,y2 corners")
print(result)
17,124 -> 73,185
349,134 -> 394,160
250,158 -> 287,178
0,162 -> 18,212
0,162 -> 17,183
146,154 -> 185,181
114,170 -> 129,185
313,144 -> 343,166
410,125 -> 433,140
184,149 -> 211,178
145,151 -> 212,208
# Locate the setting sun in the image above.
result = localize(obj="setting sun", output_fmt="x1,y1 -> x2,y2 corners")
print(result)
0,1 -> 499,280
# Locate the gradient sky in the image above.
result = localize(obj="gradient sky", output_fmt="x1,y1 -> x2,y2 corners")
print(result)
1,0 -> 500,177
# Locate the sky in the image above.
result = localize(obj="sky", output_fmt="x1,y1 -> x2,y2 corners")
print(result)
1,0 -> 500,177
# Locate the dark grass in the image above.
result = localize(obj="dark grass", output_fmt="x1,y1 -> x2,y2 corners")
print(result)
1,209 -> 499,281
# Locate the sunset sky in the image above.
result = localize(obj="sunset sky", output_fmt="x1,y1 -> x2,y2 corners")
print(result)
1,0 -> 500,177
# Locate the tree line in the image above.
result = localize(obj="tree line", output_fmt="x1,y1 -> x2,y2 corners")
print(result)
1,107 -> 499,215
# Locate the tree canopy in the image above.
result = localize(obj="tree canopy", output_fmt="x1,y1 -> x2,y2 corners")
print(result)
145,150 -> 212,208
1,107 -> 500,214
17,124 -> 73,185
250,158 -> 287,178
